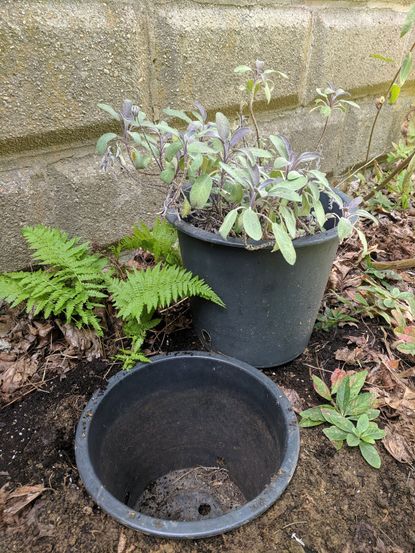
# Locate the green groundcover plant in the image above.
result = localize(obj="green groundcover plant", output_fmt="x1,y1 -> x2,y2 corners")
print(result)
97,61 -> 375,265
0,223 -> 223,368
300,370 -> 385,468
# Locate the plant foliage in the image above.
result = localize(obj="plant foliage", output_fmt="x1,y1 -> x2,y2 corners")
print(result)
0,225 -> 224,367
0,226 -> 109,334
110,264 -> 224,368
112,218 -> 181,265
300,370 -> 385,468
110,263 -> 224,324
97,61 -> 371,266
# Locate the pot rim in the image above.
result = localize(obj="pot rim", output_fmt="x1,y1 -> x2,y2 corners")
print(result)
75,351 -> 300,539
166,189 -> 351,250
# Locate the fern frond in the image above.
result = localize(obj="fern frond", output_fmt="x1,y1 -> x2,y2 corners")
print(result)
110,264 -> 224,323
0,225 -> 110,335
22,225 -> 109,284
113,218 -> 181,265
113,318 -> 155,369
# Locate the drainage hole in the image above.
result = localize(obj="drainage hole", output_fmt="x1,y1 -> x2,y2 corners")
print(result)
198,503 -> 211,516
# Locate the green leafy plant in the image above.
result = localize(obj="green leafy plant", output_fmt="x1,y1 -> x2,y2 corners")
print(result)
366,4 -> 415,164
0,224 -> 223,367
234,60 -> 288,147
364,113 -> 415,211
300,370 -> 385,468
112,218 -> 181,265
311,84 -> 359,148
316,306 -> 358,331
97,60 -> 371,266
0,226 -> 109,335
110,264 -> 225,367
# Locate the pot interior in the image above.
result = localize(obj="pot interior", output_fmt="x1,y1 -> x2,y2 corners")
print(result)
87,355 -> 288,521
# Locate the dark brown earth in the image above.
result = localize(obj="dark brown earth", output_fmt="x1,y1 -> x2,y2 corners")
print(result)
1,327 -> 415,553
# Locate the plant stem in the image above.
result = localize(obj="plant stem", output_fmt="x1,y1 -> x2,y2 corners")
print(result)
316,117 -> 329,150
249,87 -> 261,148
363,148 -> 415,201
372,258 -> 415,270
365,40 -> 415,162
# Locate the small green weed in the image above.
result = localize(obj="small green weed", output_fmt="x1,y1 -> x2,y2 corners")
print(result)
300,370 -> 385,468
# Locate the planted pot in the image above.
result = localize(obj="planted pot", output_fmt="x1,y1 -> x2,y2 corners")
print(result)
167,191 -> 350,367
75,352 -> 299,539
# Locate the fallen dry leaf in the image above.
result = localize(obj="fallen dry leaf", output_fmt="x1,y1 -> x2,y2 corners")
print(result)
280,386 -> 305,414
117,530 -> 127,553
335,347 -> 364,365
383,419 -> 415,464
330,368 -> 356,388
384,385 -> 415,415
56,322 -> 102,361
3,485 -> 46,518
0,357 -> 38,400
1,484 -> 46,527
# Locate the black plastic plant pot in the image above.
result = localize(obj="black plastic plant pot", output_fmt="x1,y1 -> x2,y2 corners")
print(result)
75,352 -> 299,539
167,191 -> 351,367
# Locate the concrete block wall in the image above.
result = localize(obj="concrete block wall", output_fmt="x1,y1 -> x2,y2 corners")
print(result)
1,0 -> 414,270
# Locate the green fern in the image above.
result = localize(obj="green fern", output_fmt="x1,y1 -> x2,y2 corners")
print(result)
113,318 -> 159,369
110,264 -> 224,325
0,225 -> 110,335
110,264 -> 224,369
112,218 -> 181,265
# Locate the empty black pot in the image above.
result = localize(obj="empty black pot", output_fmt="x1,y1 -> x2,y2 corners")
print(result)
75,352 -> 299,539
167,191 -> 351,367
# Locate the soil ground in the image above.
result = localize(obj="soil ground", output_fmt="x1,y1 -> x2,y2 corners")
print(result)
1,326 -> 414,553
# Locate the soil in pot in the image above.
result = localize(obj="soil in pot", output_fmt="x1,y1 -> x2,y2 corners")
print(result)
135,466 -> 246,521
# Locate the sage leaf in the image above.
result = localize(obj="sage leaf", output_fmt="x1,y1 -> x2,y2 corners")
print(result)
216,112 -> 230,141
187,141 -> 216,156
401,4 -> 415,37
388,83 -> 401,105
234,65 -> 252,74
337,217 -> 353,242
189,175 -> 213,209
400,52 -> 413,86
164,141 -> 182,162
243,208 -> 262,241
96,132 -> 117,154
280,206 -> 297,238
219,208 -> 239,239
163,108 -> 192,124
312,197 -> 326,228
180,198 -> 192,218
271,223 -> 296,265
159,163 -> 176,184
97,103 -> 121,121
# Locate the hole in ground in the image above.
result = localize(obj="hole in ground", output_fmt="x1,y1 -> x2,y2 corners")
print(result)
198,503 -> 211,516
